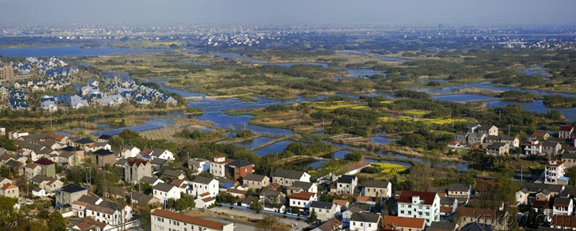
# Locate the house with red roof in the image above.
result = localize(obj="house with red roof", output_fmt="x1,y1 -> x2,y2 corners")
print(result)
559,125 -> 575,139
289,191 -> 317,209
397,190 -> 441,225
382,215 -> 426,231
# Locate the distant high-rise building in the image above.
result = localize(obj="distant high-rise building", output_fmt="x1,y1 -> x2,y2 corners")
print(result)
0,65 -> 15,81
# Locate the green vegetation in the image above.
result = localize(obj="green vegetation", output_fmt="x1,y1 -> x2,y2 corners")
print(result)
543,95 -> 576,107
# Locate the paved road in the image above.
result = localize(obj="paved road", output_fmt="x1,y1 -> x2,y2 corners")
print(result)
209,207 -> 309,231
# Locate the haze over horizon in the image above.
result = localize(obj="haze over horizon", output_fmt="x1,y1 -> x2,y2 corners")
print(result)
1,0 -> 576,26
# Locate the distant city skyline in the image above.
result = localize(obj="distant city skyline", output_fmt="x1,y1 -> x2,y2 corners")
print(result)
0,0 -> 575,26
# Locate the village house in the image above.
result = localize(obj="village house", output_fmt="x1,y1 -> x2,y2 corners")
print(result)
121,146 -> 141,158
310,201 -> 340,222
440,197 -> 458,218
289,191 -> 317,209
288,181 -> 318,195
486,135 -> 520,148
563,153 -> 576,169
242,174 -> 270,189
140,176 -> 164,186
382,216 -> 426,231
468,133 -> 487,146
447,184 -> 471,200
188,158 -> 210,175
131,191 -> 161,208
153,183 -> 181,204
350,212 -> 381,231
559,125 -> 575,139
553,197 -> 573,216
486,142 -> 509,156
83,199 -> 133,226
190,176 -> 219,197
209,156 -> 232,178
543,142 -> 563,157
336,175 -> 358,195
342,203 -> 373,225
141,149 -> 174,161
194,192 -> 216,209
273,168 -> 311,187
163,169 -> 186,180
545,160 -> 569,185
171,179 -> 190,194
89,149 -> 116,167
525,139 -> 543,155
225,159 -> 254,181
124,158 -> 152,185
25,162 -> 41,179
312,218 -> 342,231
0,177 -> 13,188
398,190 -> 441,225
0,183 -> 19,198
56,184 -> 88,205
532,131 -> 551,140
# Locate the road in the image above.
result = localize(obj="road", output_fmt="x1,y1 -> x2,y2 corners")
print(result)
209,207 -> 309,231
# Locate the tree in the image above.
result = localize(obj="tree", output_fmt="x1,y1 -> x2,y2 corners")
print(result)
36,210 -> 50,219
344,152 -> 363,162
407,164 -> 433,191
176,194 -> 195,211
139,183 -> 153,194
0,196 -> 19,230
29,220 -> 48,231
251,201 -> 263,213
48,211 -> 66,231
309,210 -> 318,223
292,207 -> 300,215
216,192 -> 237,204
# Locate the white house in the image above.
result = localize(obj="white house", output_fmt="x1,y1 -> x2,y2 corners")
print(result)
545,160 -> 569,185
149,149 -> 175,160
553,197 -> 573,216
362,180 -> 392,198
153,183 -> 181,204
288,192 -> 317,209
309,201 -> 340,222
397,190 -> 441,225
190,176 -> 219,197
209,156 -> 231,178
273,169 -> 311,187
121,146 -> 140,158
194,192 -> 216,209
350,212 -> 381,231
336,175 -> 358,195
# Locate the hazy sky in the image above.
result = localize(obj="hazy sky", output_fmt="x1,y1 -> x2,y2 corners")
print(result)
1,0 -> 575,26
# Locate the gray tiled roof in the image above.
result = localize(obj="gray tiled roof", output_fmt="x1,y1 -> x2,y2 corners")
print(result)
274,169 -> 305,180
351,212 -> 380,223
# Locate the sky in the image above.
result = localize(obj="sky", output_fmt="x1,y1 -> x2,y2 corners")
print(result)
0,0 -> 576,26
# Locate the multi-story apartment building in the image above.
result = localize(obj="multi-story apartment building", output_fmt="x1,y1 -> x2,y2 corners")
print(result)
397,190 -> 441,225
210,156 -> 232,178
124,158 -> 152,185
545,160 -> 569,185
